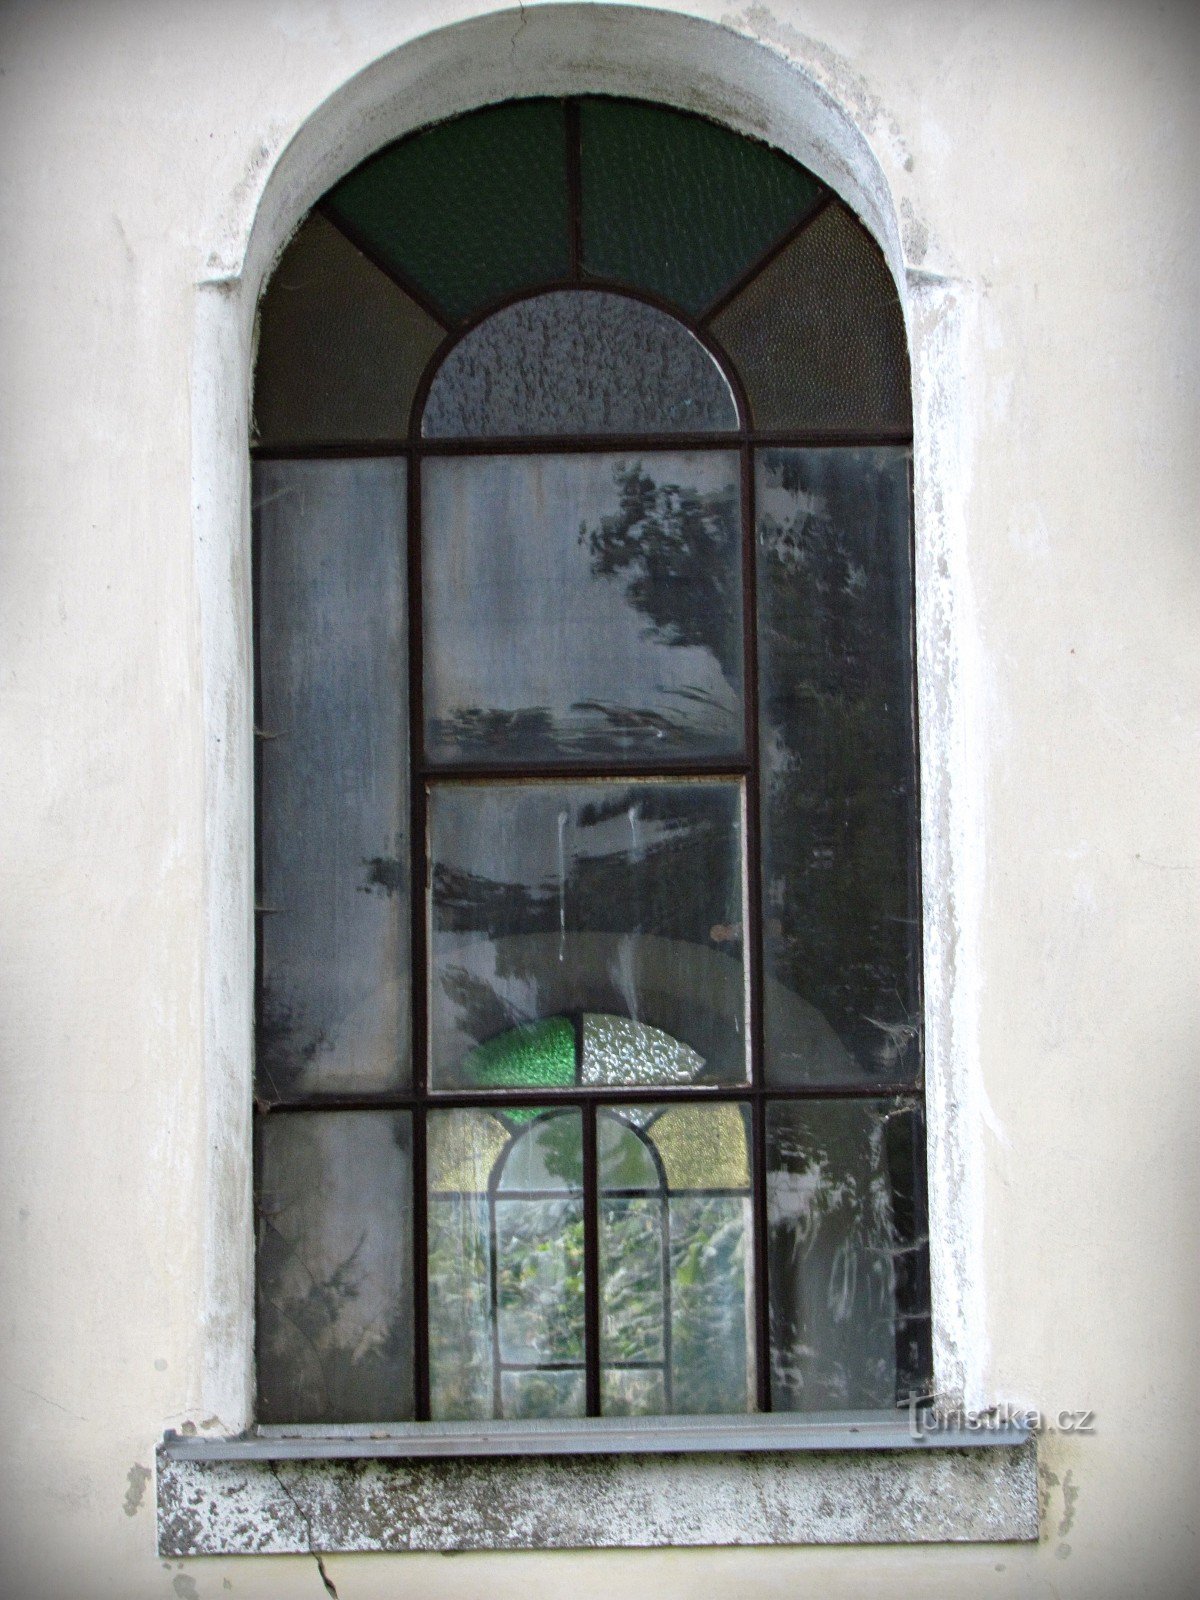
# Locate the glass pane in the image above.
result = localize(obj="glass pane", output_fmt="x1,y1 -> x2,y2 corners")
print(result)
767,1099 -> 930,1411
500,1371 -> 586,1419
709,201 -> 911,431
581,1014 -> 705,1086
580,98 -> 825,316
255,459 -> 410,1097
323,100 -> 570,325
598,1104 -> 754,1416
422,451 -> 744,766
756,448 -> 920,1085
256,1111 -> 413,1423
428,1109 -> 586,1421
428,779 -> 748,1088
254,212 -> 444,447
422,289 -> 737,437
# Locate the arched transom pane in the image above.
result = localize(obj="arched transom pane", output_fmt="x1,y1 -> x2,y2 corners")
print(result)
423,290 -> 739,438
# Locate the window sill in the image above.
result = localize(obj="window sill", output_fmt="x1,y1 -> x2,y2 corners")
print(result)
157,1414 -> 1038,1553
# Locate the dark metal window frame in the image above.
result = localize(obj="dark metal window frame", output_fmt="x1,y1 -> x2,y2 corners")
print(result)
250,94 -> 927,1427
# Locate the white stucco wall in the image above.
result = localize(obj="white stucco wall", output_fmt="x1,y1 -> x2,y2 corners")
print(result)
1,1 -> 1197,1596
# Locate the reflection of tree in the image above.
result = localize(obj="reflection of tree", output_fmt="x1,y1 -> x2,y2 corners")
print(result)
758,451 -> 919,1073
581,463 -> 742,684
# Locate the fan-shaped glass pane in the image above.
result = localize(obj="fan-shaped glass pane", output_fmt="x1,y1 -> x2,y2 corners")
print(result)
709,201 -> 911,431
648,1103 -> 750,1191
580,98 -> 824,315
423,290 -> 738,437
581,1014 -> 705,1086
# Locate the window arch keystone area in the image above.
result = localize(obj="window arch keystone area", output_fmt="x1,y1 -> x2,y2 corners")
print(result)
251,94 -> 929,1428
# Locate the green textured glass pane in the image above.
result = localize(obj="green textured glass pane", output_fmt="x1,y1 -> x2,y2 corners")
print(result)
580,98 -> 824,315
253,212 -> 445,446
458,1016 -> 576,1091
710,201 -> 912,430
323,100 -> 570,324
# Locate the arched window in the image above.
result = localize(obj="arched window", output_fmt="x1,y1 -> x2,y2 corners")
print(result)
252,96 -> 930,1427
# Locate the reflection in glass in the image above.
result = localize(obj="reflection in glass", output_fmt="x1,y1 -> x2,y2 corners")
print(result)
428,780 -> 748,1087
428,1110 -> 586,1421
423,290 -> 738,438
255,459 -> 410,1098
257,1111 -> 413,1423
767,1099 -> 930,1411
422,452 -> 744,766
597,1104 -> 754,1416
709,201 -> 911,432
756,448 -> 920,1085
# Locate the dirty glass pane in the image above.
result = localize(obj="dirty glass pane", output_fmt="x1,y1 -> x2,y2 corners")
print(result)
255,459 -> 410,1098
423,289 -> 737,437
767,1099 -> 930,1411
256,1111 -> 413,1423
254,212 -> 445,447
756,448 -> 920,1086
710,201 -> 911,431
422,452 -> 744,766
427,779 -> 748,1088
597,1105 -> 754,1416
428,1110 -> 586,1421
323,100 -> 570,325
580,97 -> 824,316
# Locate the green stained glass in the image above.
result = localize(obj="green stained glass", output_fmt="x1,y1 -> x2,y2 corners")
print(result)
580,98 -> 824,316
323,100 -> 570,325
458,1016 -> 576,1093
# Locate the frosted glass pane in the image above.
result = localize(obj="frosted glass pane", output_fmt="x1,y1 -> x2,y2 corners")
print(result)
422,451 -> 744,766
767,1100 -> 930,1411
254,212 -> 444,447
756,448 -> 920,1085
255,459 -> 410,1097
709,201 -> 911,431
423,290 -> 737,437
428,779 -> 748,1088
256,1111 -> 413,1423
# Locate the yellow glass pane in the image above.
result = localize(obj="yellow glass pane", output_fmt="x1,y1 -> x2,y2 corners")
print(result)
427,1108 -> 510,1193
649,1103 -> 749,1191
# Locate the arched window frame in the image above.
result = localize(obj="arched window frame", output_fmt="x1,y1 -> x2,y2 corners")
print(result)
162,10 -> 1037,1556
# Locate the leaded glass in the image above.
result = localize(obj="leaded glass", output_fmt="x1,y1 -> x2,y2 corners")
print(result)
427,779 -> 748,1088
257,1111 -> 413,1423
767,1099 -> 930,1411
323,100 -> 570,325
255,459 -> 410,1098
579,97 -> 825,315
422,451 -> 744,766
253,212 -> 445,447
423,289 -> 737,437
756,447 -> 920,1086
709,200 -> 911,431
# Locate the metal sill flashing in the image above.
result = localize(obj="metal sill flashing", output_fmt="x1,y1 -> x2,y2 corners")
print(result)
161,1409 -> 1029,1462
157,1414 -> 1038,1554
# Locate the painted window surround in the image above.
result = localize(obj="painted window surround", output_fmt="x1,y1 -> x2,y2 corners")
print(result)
171,4 -> 1034,1552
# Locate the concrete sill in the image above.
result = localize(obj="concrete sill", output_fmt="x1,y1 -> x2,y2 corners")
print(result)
157,1415 -> 1038,1553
